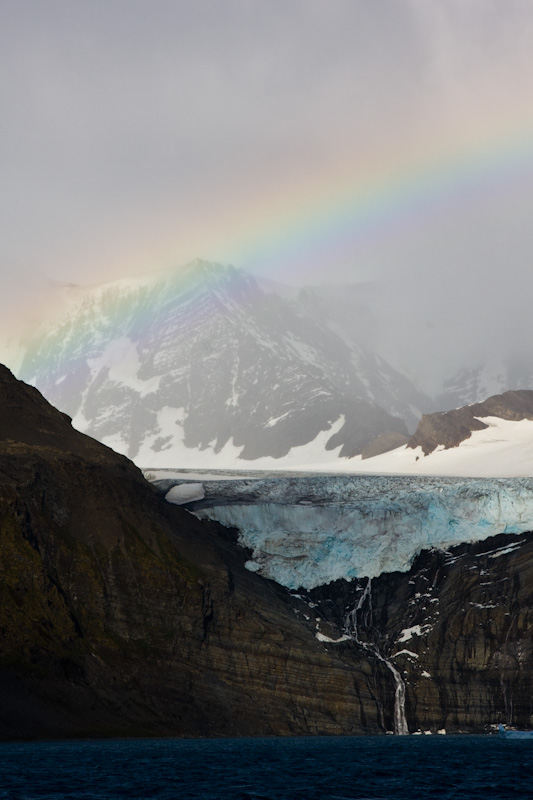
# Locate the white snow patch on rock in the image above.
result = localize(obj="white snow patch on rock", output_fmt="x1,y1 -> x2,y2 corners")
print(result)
397,624 -> 433,643
315,632 -> 352,644
165,483 -> 205,505
392,649 -> 419,659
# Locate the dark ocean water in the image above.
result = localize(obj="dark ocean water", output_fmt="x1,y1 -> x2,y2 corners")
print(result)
0,735 -> 530,800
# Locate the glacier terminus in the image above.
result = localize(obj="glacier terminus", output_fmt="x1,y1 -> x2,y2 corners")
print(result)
156,474 -> 533,589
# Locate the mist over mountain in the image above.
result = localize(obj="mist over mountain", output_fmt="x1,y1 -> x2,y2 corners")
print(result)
4,0 -> 533,753
2,257 -> 533,471
11,261 -> 425,467
296,268 -> 533,401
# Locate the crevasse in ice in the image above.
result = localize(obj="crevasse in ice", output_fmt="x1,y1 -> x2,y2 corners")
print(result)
158,475 -> 533,589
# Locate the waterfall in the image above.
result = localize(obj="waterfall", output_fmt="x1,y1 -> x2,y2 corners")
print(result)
346,578 -> 409,735
386,660 -> 409,736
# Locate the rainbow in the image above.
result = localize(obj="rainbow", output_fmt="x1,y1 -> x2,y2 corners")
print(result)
7,115 -> 533,373
207,120 -> 533,283
69,111 -> 533,289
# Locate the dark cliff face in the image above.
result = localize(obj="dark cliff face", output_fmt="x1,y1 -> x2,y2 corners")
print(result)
408,389 -> 533,455
307,531 -> 533,733
0,365 -> 382,739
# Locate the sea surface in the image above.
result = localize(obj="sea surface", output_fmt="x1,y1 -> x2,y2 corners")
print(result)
0,735 -> 530,799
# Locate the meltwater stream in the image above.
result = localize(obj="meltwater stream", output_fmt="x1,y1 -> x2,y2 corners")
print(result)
345,579 -> 409,736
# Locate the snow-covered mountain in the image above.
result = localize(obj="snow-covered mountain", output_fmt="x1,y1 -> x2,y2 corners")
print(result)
14,260 -> 431,467
353,416 -> 533,477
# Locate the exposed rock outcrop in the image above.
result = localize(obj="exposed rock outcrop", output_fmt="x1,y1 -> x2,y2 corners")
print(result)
0,365 -> 379,739
307,531 -> 533,733
408,389 -> 533,455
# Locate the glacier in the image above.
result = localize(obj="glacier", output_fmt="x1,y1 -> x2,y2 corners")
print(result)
155,474 -> 533,589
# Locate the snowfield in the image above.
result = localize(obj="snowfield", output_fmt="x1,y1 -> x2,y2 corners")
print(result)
141,416 -> 533,477
333,416 -> 533,478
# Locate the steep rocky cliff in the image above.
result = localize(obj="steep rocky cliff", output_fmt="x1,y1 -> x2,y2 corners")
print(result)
306,531 -> 533,733
0,365 -> 379,739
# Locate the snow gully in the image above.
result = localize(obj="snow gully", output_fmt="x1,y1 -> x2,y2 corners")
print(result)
346,578 -> 409,736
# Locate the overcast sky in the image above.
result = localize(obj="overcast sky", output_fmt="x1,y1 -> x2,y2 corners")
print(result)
2,0 -> 533,383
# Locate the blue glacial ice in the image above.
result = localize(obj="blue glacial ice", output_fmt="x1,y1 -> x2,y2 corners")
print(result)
156,474 -> 533,589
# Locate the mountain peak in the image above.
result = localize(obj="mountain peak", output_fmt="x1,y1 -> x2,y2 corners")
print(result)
13,261 -> 419,467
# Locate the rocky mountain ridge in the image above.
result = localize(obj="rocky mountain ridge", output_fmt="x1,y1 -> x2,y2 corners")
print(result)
408,389 -> 533,455
340,388 -> 533,476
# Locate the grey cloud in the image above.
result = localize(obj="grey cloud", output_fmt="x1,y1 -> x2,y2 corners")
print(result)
1,1 -> 430,281
2,0 -> 533,394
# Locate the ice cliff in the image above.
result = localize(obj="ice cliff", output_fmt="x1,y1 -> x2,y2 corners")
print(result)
157,475 -> 533,589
